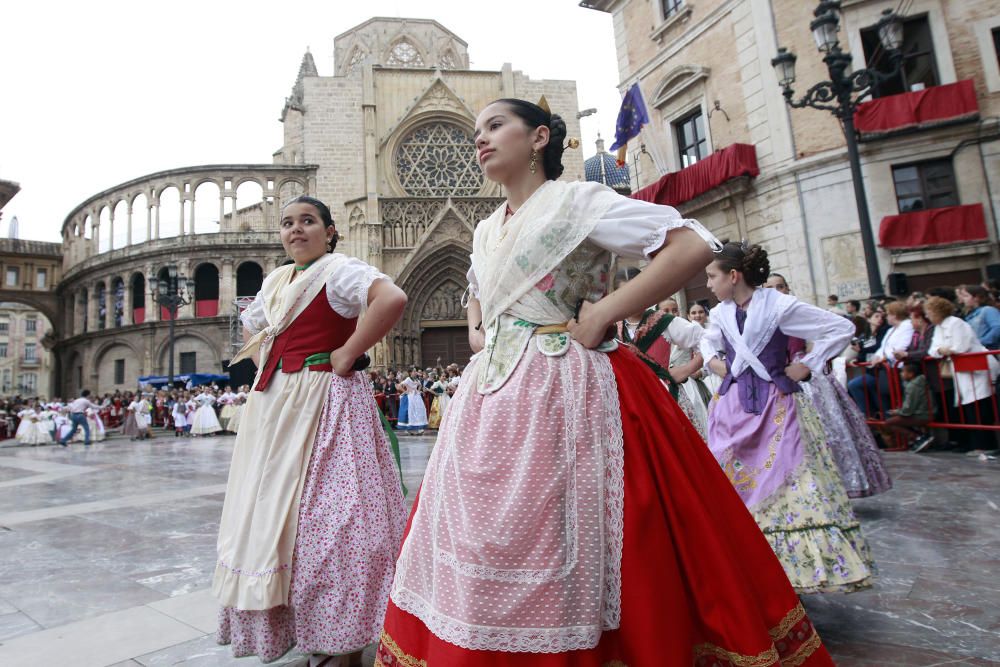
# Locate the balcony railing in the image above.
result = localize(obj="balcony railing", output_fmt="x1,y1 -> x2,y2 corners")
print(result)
854,79 -> 979,139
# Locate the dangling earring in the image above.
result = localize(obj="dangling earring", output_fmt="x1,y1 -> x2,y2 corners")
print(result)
528,150 -> 538,175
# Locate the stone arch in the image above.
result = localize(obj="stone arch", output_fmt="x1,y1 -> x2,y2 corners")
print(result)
193,262 -> 220,316
345,46 -> 367,73
112,200 -> 128,249
155,330 -> 222,375
192,180 -> 222,234
93,340 -> 142,392
130,192 -> 149,244
157,185 -> 182,238
276,178 -> 305,205
396,241 -> 472,333
98,205 -> 112,253
84,214 -> 94,240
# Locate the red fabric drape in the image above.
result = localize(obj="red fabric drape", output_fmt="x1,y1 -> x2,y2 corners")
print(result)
195,300 -> 219,317
878,203 -> 987,249
133,307 -> 145,324
854,79 -> 979,135
631,143 -> 759,208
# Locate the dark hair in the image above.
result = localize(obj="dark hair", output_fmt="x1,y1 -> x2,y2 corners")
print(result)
847,299 -> 860,310
714,240 -> 770,287
281,195 -> 339,252
492,98 -> 567,180
828,294 -> 839,302
902,361 -> 922,376
960,284 -> 991,305
81,389 -> 91,397
616,266 -> 642,283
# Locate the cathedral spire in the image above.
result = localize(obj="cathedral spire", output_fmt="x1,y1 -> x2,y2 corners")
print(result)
283,48 -> 319,119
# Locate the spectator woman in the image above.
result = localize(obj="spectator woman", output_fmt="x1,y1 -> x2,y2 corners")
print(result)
958,284 -> 1000,350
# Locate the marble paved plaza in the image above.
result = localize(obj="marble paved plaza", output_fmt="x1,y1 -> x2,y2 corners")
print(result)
0,432 -> 996,666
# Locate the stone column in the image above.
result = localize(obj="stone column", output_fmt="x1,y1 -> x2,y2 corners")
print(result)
220,259 -> 235,316
108,212 -> 115,251
146,202 -> 153,241
126,207 -> 133,246
86,284 -> 99,333
146,264 -> 160,323
218,191 -> 226,233
179,195 -> 186,237
154,201 -> 161,240
178,260 -> 194,319
104,280 -> 114,330
123,275 -> 134,326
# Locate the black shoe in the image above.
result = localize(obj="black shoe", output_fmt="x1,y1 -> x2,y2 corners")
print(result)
912,434 -> 935,453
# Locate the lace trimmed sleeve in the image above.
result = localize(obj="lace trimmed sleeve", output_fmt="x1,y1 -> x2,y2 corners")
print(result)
588,196 -> 721,260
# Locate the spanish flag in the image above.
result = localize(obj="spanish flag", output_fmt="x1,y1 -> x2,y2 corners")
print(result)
609,83 -> 650,166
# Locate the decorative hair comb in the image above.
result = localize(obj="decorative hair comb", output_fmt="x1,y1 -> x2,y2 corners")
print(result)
537,95 -> 551,114
565,138 -> 580,149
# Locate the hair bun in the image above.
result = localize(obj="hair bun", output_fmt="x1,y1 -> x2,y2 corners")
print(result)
741,244 -> 770,284
544,114 -> 567,180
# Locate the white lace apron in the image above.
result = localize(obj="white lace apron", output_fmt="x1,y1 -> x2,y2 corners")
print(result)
390,181 -> 628,652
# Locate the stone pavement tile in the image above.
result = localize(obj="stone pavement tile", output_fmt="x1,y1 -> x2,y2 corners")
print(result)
0,610 -> 42,642
0,466 -> 36,482
0,606 -> 204,667
136,635 -> 310,666
146,589 -> 218,635
0,558 -> 168,628
825,637 -> 1000,666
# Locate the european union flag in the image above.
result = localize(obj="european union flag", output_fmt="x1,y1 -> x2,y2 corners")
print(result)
609,83 -> 650,166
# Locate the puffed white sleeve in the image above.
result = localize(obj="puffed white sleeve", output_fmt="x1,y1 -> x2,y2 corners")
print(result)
665,316 -> 705,350
699,313 -> 726,369
466,256 -> 480,300
778,301 -> 853,374
239,292 -> 268,336
587,196 -> 722,260
326,256 -> 392,319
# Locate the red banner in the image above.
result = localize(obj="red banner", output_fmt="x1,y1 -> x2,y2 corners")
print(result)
631,143 -> 759,208
878,203 -> 988,249
854,79 -> 979,136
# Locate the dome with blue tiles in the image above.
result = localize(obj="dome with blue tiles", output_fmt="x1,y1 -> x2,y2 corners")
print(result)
584,136 -> 631,194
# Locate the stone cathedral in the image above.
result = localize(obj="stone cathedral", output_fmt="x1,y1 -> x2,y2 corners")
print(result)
281,17 -> 584,367
52,17 -> 584,394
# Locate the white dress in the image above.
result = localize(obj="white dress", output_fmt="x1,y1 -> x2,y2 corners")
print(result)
16,409 -> 51,445
191,394 -> 222,435
398,377 -> 428,430
228,393 -> 247,433
172,400 -> 189,429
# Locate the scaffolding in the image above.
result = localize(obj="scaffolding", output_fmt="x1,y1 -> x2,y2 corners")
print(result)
229,297 -> 257,352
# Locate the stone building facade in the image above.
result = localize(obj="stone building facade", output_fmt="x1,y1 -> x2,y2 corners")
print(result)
51,17 -> 584,395
583,0 -> 1000,306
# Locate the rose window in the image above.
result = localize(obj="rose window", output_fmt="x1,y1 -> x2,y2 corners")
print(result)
395,123 -> 483,197
387,40 -> 424,67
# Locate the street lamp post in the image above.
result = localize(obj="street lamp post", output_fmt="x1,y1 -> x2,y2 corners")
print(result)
148,265 -> 194,388
772,1 -> 905,298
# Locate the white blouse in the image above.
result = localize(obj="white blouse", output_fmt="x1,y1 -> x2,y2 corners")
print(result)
241,255 -> 389,335
467,193 -> 720,296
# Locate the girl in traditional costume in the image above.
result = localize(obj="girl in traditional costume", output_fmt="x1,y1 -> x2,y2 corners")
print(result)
426,374 -> 449,429
700,241 -> 875,593
377,98 -> 835,666
190,388 -> 222,436
764,274 -> 892,497
615,268 -> 708,439
214,195 -> 408,665
396,369 -> 427,434
218,386 -> 237,433
227,386 -> 248,434
172,395 -> 189,437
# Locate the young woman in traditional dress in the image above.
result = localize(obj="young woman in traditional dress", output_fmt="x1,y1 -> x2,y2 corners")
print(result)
172,394 -> 190,437
700,241 -> 875,593
688,301 -> 723,398
190,388 -> 222,436
763,274 -> 892,496
614,267 -> 708,439
227,386 -> 248,434
218,386 -> 237,433
395,369 -> 427,434
213,195 -> 408,666
377,98 -> 835,666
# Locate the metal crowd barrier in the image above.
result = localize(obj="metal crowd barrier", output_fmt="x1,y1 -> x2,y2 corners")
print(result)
847,350 -> 1000,450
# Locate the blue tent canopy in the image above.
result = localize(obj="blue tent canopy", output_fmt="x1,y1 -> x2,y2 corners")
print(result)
136,373 -> 230,388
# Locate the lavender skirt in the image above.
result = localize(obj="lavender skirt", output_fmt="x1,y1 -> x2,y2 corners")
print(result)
801,371 -> 892,498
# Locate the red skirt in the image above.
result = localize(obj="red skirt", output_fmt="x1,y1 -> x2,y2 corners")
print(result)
377,348 -> 833,666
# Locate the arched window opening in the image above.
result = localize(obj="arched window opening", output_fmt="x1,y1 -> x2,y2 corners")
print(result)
111,277 -> 124,327
194,264 -> 220,317
131,273 -> 146,324
236,262 -> 263,297
96,283 -> 107,330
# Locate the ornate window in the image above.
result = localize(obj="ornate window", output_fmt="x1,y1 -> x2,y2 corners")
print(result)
347,48 -> 366,72
439,50 -> 458,69
395,123 -> 483,197
387,40 -> 424,67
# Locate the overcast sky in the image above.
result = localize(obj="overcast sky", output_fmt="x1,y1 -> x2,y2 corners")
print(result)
0,0 -> 622,242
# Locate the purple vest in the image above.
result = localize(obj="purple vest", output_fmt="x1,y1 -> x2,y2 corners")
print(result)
719,307 -> 800,414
